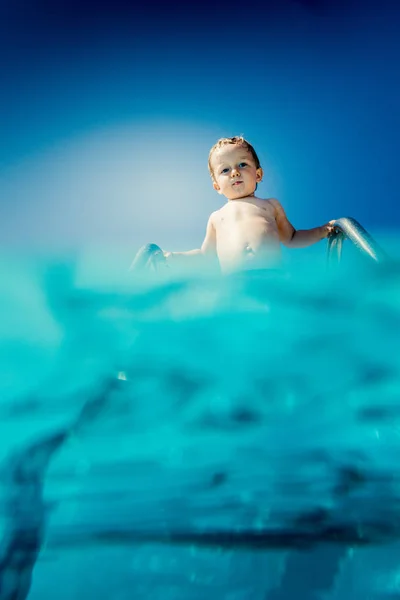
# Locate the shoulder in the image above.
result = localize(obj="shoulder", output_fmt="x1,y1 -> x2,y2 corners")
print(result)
266,197 -> 283,210
207,210 -> 220,227
209,207 -> 225,224
260,197 -> 285,216
209,209 -> 220,221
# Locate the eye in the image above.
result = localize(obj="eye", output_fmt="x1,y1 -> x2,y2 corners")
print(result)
220,167 -> 230,174
238,162 -> 248,168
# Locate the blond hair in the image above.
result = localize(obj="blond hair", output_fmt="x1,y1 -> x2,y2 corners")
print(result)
208,136 -> 261,180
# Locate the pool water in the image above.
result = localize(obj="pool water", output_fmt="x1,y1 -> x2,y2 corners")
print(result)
1,243 -> 400,600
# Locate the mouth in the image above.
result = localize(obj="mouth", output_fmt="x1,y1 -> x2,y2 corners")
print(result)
232,181 -> 243,186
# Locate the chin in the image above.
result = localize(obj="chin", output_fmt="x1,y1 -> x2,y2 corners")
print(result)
234,190 -> 250,199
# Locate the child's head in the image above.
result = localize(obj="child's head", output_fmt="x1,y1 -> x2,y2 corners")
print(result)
208,136 -> 263,200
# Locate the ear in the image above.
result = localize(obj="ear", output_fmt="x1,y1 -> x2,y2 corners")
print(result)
256,168 -> 263,182
213,181 -> 222,194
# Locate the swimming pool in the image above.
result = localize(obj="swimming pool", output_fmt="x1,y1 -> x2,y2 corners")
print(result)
1,241 -> 400,599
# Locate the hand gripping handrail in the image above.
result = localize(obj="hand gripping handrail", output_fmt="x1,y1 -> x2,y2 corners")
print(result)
130,243 -> 167,272
327,217 -> 387,265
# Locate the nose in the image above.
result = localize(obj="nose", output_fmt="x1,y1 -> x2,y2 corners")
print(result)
231,167 -> 241,178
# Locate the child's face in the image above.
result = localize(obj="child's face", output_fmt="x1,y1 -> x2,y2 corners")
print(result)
210,144 -> 263,200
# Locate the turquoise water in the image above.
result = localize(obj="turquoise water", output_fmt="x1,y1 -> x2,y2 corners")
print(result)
1,242 -> 400,599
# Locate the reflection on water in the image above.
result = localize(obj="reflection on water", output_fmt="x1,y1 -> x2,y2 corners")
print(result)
1,245 -> 400,599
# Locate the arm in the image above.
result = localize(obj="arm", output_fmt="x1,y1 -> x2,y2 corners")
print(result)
165,213 -> 217,262
270,199 -> 334,249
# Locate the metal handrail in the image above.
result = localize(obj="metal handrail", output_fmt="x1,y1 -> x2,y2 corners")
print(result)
327,217 -> 387,265
130,243 -> 167,272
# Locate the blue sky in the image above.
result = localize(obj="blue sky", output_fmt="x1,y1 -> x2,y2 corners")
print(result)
1,0 -> 399,252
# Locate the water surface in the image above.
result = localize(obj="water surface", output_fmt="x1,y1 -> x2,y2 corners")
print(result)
1,242 -> 400,599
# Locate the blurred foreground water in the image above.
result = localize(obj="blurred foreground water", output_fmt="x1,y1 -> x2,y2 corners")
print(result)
1,238 -> 400,599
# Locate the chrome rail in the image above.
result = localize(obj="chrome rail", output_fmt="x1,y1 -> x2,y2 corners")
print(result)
130,243 -> 167,272
327,217 -> 387,265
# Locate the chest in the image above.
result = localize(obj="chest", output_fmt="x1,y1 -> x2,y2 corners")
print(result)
217,201 -> 275,224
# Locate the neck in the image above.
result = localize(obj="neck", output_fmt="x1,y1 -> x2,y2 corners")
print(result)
228,192 -> 256,201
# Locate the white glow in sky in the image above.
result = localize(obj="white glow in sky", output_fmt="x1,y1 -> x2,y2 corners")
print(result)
1,120 -> 279,252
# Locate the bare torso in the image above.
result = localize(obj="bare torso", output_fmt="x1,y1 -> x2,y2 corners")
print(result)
212,197 -> 282,273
